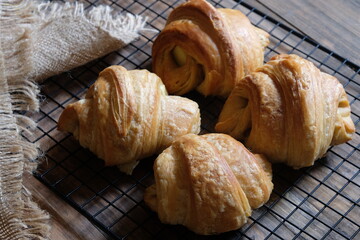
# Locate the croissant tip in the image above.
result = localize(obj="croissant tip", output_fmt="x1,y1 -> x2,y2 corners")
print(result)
57,104 -> 79,134
144,185 -> 158,212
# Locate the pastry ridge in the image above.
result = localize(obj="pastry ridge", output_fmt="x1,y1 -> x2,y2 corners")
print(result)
144,133 -> 273,235
58,66 -> 201,174
152,0 -> 269,97
216,54 -> 355,168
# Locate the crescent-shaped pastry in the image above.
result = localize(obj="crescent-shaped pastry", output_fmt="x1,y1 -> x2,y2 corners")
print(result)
152,0 -> 269,97
144,133 -> 273,235
57,66 -> 201,174
215,54 -> 355,168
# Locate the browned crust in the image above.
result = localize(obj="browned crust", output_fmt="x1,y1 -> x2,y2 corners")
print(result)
152,0 -> 269,97
144,133 -> 273,235
216,54 -> 355,168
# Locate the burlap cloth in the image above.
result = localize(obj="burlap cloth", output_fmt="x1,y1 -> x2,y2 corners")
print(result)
0,0 -> 147,239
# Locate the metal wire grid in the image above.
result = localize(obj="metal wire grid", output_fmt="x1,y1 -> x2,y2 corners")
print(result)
29,0 -> 360,239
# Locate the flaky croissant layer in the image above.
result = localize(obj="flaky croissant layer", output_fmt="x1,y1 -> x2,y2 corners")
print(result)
152,0 -> 269,97
216,54 -> 355,168
57,66 -> 201,174
144,133 -> 273,235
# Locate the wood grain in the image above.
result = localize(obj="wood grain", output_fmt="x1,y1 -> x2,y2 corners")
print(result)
249,0 -> 360,66
23,172 -> 109,240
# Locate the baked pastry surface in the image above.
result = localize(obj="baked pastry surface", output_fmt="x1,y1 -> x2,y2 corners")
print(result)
216,54 -> 355,168
152,0 -> 269,97
58,66 -> 201,174
144,133 -> 273,235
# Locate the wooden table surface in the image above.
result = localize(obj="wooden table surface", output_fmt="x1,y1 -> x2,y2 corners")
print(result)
24,1 -> 360,239
246,0 -> 360,66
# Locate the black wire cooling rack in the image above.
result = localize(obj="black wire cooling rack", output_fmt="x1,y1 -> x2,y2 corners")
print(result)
31,0 -> 360,239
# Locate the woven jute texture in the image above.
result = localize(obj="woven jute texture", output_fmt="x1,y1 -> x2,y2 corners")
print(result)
0,0 -> 147,239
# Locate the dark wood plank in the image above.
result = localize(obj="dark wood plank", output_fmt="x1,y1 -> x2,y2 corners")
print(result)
24,173 -> 109,240
247,0 -> 360,66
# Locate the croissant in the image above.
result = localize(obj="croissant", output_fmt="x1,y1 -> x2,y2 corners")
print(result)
144,133 -> 273,235
216,54 -> 355,168
57,66 -> 201,174
152,0 -> 269,97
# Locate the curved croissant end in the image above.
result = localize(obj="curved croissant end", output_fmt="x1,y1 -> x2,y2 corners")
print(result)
144,133 -> 273,235
216,54 -> 355,168
58,66 -> 201,174
152,0 -> 269,97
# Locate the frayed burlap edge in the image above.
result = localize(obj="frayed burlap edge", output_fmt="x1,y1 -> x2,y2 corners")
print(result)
0,0 -> 50,239
31,1 -> 150,81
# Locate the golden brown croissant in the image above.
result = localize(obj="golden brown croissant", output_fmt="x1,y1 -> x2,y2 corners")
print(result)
144,133 -> 273,235
152,0 -> 269,97
216,54 -> 355,168
57,66 -> 201,174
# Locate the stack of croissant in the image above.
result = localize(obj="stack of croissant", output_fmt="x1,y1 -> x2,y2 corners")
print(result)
57,0 -> 355,236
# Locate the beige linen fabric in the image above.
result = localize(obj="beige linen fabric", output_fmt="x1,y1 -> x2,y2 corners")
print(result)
0,0 -> 147,239
31,1 -> 147,81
